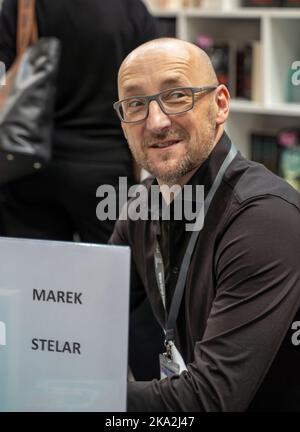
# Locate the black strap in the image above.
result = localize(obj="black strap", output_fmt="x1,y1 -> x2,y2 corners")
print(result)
163,143 -> 238,343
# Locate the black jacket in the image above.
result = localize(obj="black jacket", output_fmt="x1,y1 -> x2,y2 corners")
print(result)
110,133 -> 300,411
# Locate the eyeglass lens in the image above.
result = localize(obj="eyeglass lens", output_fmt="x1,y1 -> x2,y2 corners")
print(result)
120,87 -> 194,122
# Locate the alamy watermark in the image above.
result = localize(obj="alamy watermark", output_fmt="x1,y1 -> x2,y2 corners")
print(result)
291,61 -> 300,86
0,61 -> 6,87
96,177 -> 204,232
291,321 -> 300,346
0,321 -> 6,346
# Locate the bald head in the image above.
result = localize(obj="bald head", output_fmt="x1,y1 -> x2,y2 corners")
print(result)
116,38 -> 230,187
118,38 -> 218,94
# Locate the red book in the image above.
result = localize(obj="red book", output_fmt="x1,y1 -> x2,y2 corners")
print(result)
283,0 -> 300,6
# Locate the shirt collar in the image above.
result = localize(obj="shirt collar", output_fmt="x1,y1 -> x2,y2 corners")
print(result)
147,131 -> 233,222
186,131 -> 232,199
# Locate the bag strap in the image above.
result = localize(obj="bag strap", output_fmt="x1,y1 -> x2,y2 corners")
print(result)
17,0 -> 38,57
0,0 -> 38,106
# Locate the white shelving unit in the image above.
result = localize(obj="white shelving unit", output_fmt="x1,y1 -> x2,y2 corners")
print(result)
145,1 -> 300,158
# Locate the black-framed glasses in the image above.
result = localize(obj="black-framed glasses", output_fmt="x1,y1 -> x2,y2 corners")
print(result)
113,85 -> 218,124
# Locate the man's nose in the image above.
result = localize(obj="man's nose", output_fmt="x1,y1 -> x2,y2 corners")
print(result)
145,100 -> 171,134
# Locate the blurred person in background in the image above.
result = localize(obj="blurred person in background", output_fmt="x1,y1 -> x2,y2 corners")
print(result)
0,0 -> 164,380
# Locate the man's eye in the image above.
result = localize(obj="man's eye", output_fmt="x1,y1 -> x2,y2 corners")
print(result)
164,90 -> 187,101
171,91 -> 186,98
126,99 -> 145,109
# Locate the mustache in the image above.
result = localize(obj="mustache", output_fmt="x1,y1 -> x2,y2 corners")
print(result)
143,130 -> 189,148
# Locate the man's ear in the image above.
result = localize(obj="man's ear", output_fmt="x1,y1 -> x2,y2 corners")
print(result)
215,84 -> 230,126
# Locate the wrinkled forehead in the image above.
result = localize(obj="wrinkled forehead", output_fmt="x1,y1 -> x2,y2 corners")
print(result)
118,45 -> 200,98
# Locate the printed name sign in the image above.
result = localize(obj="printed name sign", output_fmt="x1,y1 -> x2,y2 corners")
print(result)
0,238 -> 130,412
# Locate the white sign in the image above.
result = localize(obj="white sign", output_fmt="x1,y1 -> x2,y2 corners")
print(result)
0,238 -> 130,412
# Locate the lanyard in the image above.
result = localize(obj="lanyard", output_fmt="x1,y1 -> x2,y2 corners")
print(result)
154,143 -> 237,345
154,242 -> 166,310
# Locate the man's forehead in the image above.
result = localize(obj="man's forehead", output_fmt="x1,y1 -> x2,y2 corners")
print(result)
118,50 -> 198,96
120,44 -> 193,75
119,75 -> 191,96
125,40 -> 193,64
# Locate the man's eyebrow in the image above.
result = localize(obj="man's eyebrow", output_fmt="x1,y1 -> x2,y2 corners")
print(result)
160,77 -> 187,88
122,85 -> 144,96
121,77 -> 188,97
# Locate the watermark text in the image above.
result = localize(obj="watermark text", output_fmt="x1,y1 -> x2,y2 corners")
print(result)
0,321 -> 6,346
96,177 -> 204,232
291,61 -> 300,86
0,61 -> 6,87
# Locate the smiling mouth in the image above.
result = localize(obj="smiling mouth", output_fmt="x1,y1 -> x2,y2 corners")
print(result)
150,139 -> 182,149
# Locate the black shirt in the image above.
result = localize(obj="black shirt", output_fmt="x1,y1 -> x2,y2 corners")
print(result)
0,0 -> 157,161
110,132 -> 300,411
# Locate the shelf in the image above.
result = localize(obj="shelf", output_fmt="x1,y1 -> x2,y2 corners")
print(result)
230,99 -> 300,116
182,15 -> 260,44
263,102 -> 300,116
152,8 -> 300,19
146,1 -> 300,157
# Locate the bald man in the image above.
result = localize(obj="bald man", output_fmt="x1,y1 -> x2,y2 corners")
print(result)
110,38 -> 300,411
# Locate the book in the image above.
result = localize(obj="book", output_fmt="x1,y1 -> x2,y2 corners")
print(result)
250,131 -> 279,173
182,0 -> 202,6
144,0 -> 179,10
251,41 -> 263,103
278,129 -> 300,192
236,44 -> 252,100
282,0 -> 300,6
242,0 -> 282,6
236,42 -> 263,102
196,35 -> 236,96
194,0 -> 240,9
279,147 -> 300,193
156,17 -> 177,37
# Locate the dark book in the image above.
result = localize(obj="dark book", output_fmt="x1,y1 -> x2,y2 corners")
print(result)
250,131 -> 279,173
196,35 -> 235,95
250,133 -> 263,164
242,0 -> 282,6
236,44 -> 252,100
156,17 -> 176,38
209,43 -> 230,88
236,50 -> 245,98
243,44 -> 252,100
282,0 -> 300,6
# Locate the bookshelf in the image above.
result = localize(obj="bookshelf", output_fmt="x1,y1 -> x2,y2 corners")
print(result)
144,0 -> 300,158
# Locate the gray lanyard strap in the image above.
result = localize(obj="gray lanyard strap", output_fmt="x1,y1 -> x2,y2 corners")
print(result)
160,143 -> 237,343
154,242 -> 166,310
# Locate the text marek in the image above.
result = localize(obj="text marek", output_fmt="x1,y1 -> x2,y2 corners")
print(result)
33,289 -> 83,304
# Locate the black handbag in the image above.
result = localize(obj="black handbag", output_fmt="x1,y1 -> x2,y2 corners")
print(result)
0,0 -> 60,184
